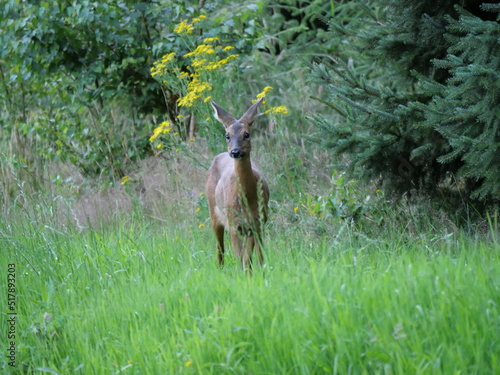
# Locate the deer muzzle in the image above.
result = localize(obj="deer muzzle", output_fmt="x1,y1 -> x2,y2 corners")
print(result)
230,149 -> 245,159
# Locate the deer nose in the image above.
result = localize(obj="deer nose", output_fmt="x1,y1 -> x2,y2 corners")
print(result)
230,149 -> 244,159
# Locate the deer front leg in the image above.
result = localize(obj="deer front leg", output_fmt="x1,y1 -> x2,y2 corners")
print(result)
241,235 -> 256,273
230,230 -> 243,259
255,231 -> 264,267
214,224 -> 225,267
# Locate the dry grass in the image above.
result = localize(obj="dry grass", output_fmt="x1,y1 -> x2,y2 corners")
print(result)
60,155 -> 205,228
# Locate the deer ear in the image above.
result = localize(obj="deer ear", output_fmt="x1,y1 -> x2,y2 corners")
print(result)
239,97 -> 264,126
211,100 -> 236,128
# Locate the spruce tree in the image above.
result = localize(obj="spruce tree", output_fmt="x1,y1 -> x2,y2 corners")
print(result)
309,1 -> 500,210
422,4 -> 500,200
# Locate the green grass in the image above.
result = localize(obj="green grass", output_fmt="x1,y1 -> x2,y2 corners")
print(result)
1,206 -> 500,374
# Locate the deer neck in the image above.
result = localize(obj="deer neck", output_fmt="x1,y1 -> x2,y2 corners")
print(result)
233,156 -> 257,197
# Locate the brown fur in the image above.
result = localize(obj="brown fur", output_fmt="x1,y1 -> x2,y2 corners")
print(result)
206,98 -> 269,272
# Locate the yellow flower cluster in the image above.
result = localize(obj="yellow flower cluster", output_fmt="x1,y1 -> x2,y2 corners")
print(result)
174,20 -> 194,34
150,52 -> 176,77
182,43 -> 238,72
173,15 -> 206,35
192,15 -> 206,23
150,16 -> 240,109
190,58 -> 208,69
256,86 -> 273,99
201,54 -> 239,71
149,121 -> 171,142
184,44 -> 215,57
203,37 -> 219,43
178,78 -> 213,107
254,86 -> 289,115
176,38 -> 238,107
265,105 -> 288,115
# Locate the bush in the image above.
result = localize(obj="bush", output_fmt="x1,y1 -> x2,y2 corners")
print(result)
0,0 -> 176,180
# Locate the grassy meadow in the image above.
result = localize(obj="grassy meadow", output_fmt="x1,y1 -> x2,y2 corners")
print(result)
1,174 -> 500,374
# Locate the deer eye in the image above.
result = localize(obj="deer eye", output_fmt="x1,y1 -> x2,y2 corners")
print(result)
225,133 -> 230,140
244,132 -> 250,139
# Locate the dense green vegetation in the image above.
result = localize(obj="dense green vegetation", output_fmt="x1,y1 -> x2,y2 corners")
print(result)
1,0 -> 500,373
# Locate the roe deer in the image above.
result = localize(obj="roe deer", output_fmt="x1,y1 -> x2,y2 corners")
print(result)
206,98 -> 269,273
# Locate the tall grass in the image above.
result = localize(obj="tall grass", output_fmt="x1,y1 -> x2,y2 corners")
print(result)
1,188 -> 499,374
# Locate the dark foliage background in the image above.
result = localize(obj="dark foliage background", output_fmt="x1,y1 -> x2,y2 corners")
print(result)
309,1 -> 500,214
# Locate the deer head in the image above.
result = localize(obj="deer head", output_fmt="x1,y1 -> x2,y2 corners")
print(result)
210,98 -> 264,160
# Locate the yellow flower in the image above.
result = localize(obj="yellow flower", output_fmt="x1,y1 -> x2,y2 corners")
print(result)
156,144 -> 164,149
198,223 -> 205,229
150,121 -> 171,142
202,54 -> 239,71
121,176 -> 132,185
174,20 -> 194,34
223,46 -> 235,51
150,128 -> 161,142
204,96 -> 212,102
256,86 -> 273,99
184,44 -> 215,58
265,105 -> 288,115
196,207 -> 201,213
185,360 -> 194,367
150,66 -> 163,77
178,93 -> 195,107
203,61 -> 221,71
192,14 -> 206,23
376,189 -> 382,194
294,206 -> 299,213
177,78 -> 212,107
150,52 -> 176,77
203,37 -> 219,43
191,58 -> 208,69
160,121 -> 171,134
161,52 -> 176,63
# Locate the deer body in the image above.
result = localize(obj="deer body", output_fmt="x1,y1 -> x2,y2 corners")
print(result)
206,98 -> 269,272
